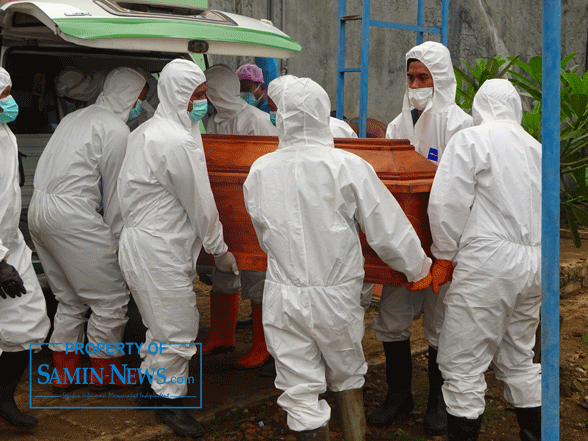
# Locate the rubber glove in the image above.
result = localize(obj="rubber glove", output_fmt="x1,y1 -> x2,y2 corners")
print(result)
0,260 -> 27,299
431,259 -> 453,294
214,251 -> 239,275
408,271 -> 432,291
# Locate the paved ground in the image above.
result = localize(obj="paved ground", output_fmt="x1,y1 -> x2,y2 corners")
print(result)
3,237 -> 587,440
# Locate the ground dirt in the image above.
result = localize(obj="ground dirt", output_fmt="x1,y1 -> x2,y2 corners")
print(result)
145,285 -> 588,441
4,247 -> 588,441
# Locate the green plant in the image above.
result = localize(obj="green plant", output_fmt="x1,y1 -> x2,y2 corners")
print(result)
508,53 -> 588,246
454,55 -> 520,112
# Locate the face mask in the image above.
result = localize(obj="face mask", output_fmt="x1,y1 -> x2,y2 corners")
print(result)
207,103 -> 215,117
0,96 -> 19,124
128,100 -> 143,121
270,112 -> 276,126
189,99 -> 208,122
240,92 -> 259,107
407,87 -> 434,111
65,100 -> 81,113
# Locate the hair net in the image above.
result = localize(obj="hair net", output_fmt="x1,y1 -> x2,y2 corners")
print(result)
236,64 -> 264,84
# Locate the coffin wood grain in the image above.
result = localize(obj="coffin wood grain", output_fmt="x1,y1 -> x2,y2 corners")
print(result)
197,134 -> 436,286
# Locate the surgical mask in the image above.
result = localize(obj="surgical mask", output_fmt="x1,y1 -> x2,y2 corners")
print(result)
128,100 -> 143,121
0,96 -> 19,124
407,87 -> 433,111
270,112 -> 276,126
188,99 -> 208,122
65,100 -> 81,113
240,92 -> 259,107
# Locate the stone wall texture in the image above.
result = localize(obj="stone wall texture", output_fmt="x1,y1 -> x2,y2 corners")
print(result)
208,0 -> 588,125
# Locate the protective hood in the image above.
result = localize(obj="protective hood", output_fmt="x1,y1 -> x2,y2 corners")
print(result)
95,67 -> 145,122
0,67 -> 11,95
472,79 -> 523,126
404,41 -> 456,112
155,59 -> 206,132
204,64 -> 248,123
267,74 -> 299,109
56,67 -> 105,103
276,77 -> 334,150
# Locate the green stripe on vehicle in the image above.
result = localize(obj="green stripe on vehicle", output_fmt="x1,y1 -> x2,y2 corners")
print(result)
130,0 -> 208,8
52,18 -> 301,52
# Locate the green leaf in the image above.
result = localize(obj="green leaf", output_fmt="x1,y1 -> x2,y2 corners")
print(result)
566,72 -> 584,95
454,66 -> 477,88
583,364 -> 588,370
497,55 -> 520,78
561,52 -> 578,69
571,205 -> 588,226
567,93 -> 588,119
566,209 -> 582,248
529,56 -> 543,82
487,57 -> 499,76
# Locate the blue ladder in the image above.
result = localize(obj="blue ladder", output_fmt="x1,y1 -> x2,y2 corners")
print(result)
336,0 -> 449,137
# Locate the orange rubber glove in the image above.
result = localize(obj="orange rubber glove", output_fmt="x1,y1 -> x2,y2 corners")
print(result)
431,259 -> 453,294
408,271 -> 432,291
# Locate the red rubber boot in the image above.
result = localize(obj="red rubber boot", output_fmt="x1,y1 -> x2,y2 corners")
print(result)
52,351 -> 79,391
89,357 -> 126,391
236,302 -> 271,368
201,291 -> 239,355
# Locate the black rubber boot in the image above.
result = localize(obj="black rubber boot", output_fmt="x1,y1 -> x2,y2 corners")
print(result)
0,351 -> 38,430
155,396 -> 204,438
134,376 -> 157,409
515,406 -> 541,441
424,346 -> 448,435
447,414 -> 483,441
367,340 -> 414,427
294,424 -> 330,440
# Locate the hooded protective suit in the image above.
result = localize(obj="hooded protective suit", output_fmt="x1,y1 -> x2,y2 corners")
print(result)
244,77 -> 431,431
29,67 -> 145,355
118,59 -> 230,398
429,79 -> 541,419
372,42 -> 473,347
0,68 -> 49,355
205,64 -> 277,137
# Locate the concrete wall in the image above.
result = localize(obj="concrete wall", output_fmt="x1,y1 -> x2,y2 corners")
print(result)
208,0 -> 588,125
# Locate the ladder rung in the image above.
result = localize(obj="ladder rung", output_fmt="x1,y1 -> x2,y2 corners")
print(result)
341,15 -> 362,21
340,68 -> 361,73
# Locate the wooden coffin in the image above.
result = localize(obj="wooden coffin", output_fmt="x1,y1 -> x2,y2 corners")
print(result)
197,134 -> 437,286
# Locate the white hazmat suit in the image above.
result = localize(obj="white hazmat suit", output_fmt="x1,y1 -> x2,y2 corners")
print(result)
29,67 -> 145,355
118,59 -> 230,398
429,79 -> 541,420
205,64 -> 277,138
373,41 -> 473,347
0,68 -> 49,355
243,77 -> 431,431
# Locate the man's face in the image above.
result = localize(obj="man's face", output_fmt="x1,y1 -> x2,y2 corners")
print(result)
407,61 -> 434,89
188,82 -> 208,111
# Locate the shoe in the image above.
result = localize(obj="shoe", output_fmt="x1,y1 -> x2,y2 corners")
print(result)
515,406 -> 541,441
334,388 -> 366,440
294,424 -> 330,440
447,414 -> 483,441
0,351 -> 38,430
236,301 -> 271,368
88,357 -> 126,391
155,397 -> 204,438
424,346 -> 447,435
51,351 -> 80,391
134,377 -> 157,409
201,291 -> 239,355
367,340 -> 413,427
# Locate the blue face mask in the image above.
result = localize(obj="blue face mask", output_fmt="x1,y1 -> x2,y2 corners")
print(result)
207,103 -> 215,117
0,96 -> 19,124
189,99 -> 208,122
270,112 -> 276,126
128,100 -> 143,121
65,100 -> 81,113
240,92 -> 259,107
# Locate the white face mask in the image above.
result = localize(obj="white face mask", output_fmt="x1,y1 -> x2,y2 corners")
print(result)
407,87 -> 434,111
